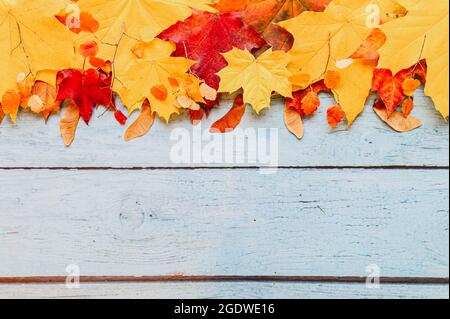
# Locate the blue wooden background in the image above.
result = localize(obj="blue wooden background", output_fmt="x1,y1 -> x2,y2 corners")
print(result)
0,90 -> 448,298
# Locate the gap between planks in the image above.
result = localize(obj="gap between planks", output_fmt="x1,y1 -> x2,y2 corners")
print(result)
0,276 -> 448,285
0,166 -> 448,171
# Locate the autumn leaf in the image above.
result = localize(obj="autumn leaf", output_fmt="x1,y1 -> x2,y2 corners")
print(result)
1,90 -> 21,123
372,60 -> 427,114
60,100 -> 81,146
29,81 -> 61,121
217,48 -> 292,113
214,0 -> 331,51
378,0 -> 449,118
125,100 -> 155,141
279,0 -> 405,88
56,69 -> 114,123
327,104 -> 345,128
285,80 -> 329,117
0,0 -> 76,98
118,39 -> 201,122
210,94 -> 246,133
284,104 -> 304,139
374,99 -> 422,132
77,0 -> 216,44
158,10 -> 266,108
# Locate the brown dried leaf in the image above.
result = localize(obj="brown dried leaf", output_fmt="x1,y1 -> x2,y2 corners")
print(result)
285,105 -> 304,139
125,100 -> 155,142
374,105 -> 422,132
60,101 -> 81,147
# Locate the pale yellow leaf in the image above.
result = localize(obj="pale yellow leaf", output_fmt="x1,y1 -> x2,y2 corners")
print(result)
378,0 -> 449,118
217,48 -> 292,114
0,0 -> 76,97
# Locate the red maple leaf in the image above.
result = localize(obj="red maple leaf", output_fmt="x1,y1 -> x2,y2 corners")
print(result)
372,60 -> 427,114
56,69 -> 114,124
158,10 -> 266,110
213,0 -> 331,51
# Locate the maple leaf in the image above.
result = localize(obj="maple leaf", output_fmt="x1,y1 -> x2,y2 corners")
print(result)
214,0 -> 331,51
217,48 -> 292,113
56,69 -> 114,123
118,38 -> 200,122
158,10 -> 266,105
0,0 -> 76,98
77,0 -> 216,45
278,0 -> 405,88
378,0 -> 449,118
210,94 -> 246,133
372,61 -> 427,114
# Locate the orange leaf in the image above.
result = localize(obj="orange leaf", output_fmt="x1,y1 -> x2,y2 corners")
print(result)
374,99 -> 422,132
210,94 -> 246,133
402,78 -> 421,97
284,105 -> 304,139
89,56 -> 107,68
402,98 -> 414,118
327,104 -> 345,128
351,28 -> 386,66
125,100 -> 155,142
79,41 -> 99,58
301,91 -> 320,116
1,90 -> 21,123
324,70 -> 341,90
151,85 -> 168,101
80,12 -> 99,33
60,101 -> 81,147
32,81 -> 61,120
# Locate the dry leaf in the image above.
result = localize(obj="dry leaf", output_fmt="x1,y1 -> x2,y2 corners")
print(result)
60,101 -> 81,146
125,100 -> 155,142
31,81 -> 61,120
284,105 -> 304,139
374,100 -> 422,132
210,94 -> 246,133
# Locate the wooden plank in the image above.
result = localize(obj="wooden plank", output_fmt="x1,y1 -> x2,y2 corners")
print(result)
0,169 -> 447,278
0,90 -> 447,168
0,282 -> 448,299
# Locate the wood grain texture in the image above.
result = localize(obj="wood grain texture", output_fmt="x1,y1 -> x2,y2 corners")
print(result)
0,91 -> 447,168
0,283 -> 448,299
0,169 -> 447,278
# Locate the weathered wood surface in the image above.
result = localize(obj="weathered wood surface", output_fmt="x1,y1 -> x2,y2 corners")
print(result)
0,91 -> 447,168
0,169 -> 447,278
0,282 -> 448,299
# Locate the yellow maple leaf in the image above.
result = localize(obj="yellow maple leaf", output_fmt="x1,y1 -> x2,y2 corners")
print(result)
217,48 -> 292,114
118,38 -> 199,122
77,0 -> 216,45
0,0 -> 75,98
378,0 -> 449,118
278,0 -> 406,124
